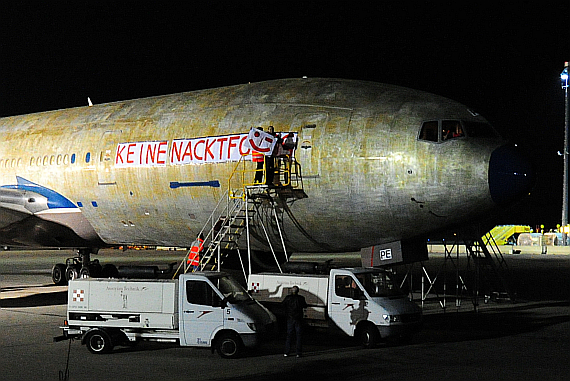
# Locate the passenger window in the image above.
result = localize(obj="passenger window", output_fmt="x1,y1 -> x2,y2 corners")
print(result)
442,120 -> 464,141
186,280 -> 221,306
419,121 -> 438,142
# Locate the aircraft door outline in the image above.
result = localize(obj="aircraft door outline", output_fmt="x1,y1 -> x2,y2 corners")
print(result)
291,112 -> 328,178
98,129 -> 123,185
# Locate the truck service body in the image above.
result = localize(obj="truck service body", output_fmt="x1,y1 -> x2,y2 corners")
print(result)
249,267 -> 422,347
56,271 -> 276,358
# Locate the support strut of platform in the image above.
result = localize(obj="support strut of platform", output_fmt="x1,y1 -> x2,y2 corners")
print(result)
398,231 -> 514,312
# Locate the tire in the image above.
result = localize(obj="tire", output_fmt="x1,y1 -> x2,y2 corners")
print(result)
358,323 -> 380,349
85,329 -> 114,354
80,263 -> 103,279
215,332 -> 243,359
52,263 -> 68,285
79,267 -> 90,278
65,267 -> 79,282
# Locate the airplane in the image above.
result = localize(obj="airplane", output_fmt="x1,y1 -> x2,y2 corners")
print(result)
0,78 -> 533,284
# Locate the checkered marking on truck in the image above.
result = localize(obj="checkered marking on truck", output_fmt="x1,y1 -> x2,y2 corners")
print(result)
251,282 -> 259,293
72,290 -> 85,302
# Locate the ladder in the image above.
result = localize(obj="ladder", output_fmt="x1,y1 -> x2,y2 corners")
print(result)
197,190 -> 258,272
182,185 -> 287,278
400,231 -> 515,312
176,152 -> 306,279
465,236 -> 514,303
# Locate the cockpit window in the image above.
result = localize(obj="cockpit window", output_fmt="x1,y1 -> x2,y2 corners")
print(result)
419,121 -> 438,142
419,120 -> 498,143
442,120 -> 464,140
462,121 -> 499,138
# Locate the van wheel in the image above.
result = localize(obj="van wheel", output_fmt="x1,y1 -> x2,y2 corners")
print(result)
215,332 -> 242,359
85,329 -> 114,354
358,323 -> 380,349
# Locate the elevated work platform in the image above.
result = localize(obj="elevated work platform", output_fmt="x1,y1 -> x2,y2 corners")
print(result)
173,146 -> 306,281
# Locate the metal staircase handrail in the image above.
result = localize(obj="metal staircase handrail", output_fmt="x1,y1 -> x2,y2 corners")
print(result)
175,145 -> 304,278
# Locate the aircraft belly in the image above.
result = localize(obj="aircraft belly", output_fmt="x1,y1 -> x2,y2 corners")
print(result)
0,214 -> 103,247
0,206 -> 30,229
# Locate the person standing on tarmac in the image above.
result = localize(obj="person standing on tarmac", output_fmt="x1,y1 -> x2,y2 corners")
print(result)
282,285 -> 308,357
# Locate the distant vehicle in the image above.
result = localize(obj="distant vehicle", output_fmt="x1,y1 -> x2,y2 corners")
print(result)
249,267 -> 422,347
54,271 -> 276,358
484,225 -> 531,245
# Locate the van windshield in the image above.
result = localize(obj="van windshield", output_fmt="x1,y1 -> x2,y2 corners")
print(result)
355,271 -> 403,298
211,275 -> 252,303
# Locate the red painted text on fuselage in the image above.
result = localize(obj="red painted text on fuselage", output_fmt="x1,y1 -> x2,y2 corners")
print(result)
115,133 -> 251,167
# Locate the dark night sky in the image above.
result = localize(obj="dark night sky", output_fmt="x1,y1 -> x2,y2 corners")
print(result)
1,2 -> 569,230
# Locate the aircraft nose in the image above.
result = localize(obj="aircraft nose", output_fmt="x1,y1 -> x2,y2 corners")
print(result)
488,144 -> 535,205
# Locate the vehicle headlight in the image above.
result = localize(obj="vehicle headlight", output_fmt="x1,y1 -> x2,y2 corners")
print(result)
247,323 -> 257,332
382,314 -> 401,323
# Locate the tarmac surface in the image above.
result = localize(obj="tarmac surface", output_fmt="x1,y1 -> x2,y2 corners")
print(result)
1,248 -> 569,381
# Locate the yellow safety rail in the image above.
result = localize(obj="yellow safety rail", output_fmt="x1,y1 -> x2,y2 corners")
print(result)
227,154 -> 300,199
482,225 -> 531,245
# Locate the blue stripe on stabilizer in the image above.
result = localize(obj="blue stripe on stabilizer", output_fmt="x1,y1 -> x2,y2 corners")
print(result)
1,176 -> 78,209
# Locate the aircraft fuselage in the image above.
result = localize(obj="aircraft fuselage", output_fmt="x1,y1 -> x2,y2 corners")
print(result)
0,78 -> 532,253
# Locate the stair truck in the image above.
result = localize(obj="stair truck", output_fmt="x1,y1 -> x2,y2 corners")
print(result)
248,267 -> 422,347
54,271 -> 276,358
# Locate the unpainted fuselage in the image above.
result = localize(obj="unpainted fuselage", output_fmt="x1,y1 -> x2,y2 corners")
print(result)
0,78 -> 531,252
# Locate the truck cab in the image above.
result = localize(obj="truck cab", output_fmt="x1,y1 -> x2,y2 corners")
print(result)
180,272 -> 275,355
329,268 -> 422,346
